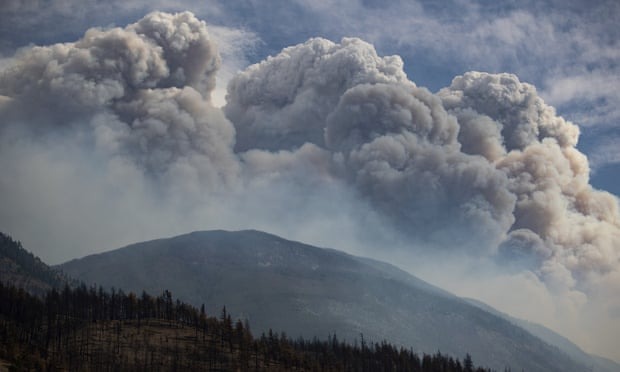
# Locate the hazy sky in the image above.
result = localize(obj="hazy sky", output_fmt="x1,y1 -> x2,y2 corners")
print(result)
0,0 -> 618,362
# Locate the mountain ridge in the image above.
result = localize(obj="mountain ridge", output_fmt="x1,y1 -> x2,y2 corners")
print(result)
58,229 -> 599,372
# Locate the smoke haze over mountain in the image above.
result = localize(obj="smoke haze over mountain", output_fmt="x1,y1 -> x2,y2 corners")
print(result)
0,10 -> 618,362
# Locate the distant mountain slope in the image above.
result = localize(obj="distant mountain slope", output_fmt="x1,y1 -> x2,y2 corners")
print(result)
0,232 -> 66,295
464,298 -> 620,372
59,230 -> 588,372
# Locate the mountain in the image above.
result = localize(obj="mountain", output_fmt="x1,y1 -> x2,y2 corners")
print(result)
59,230 -> 590,372
0,232 -> 67,296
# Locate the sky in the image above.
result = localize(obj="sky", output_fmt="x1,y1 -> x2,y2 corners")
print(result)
0,0 -> 619,363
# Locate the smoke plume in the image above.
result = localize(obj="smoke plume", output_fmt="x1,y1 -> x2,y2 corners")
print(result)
0,11 -> 238,191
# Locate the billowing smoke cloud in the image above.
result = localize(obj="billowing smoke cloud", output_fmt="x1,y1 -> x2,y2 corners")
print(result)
225,39 -> 516,251
225,38 -> 409,152
2,11 -> 219,108
1,10 -> 619,361
438,72 -> 620,285
225,39 -> 620,282
0,11 -> 238,190
325,82 -> 515,252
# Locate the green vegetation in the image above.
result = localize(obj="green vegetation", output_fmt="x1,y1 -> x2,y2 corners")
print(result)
0,280 -> 493,371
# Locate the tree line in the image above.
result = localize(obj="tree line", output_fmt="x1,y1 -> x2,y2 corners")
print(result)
0,280 -> 496,371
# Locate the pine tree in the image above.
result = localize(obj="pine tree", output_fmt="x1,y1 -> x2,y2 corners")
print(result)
464,353 -> 474,372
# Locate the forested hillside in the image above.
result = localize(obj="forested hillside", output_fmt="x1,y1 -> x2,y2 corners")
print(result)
0,280 -> 491,371
59,230 -> 589,372
0,233 -> 68,296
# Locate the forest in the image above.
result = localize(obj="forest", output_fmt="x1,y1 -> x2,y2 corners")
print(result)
0,280 -> 498,371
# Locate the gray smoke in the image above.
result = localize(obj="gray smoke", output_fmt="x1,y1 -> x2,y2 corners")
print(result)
325,82 -> 515,252
439,72 -> 619,284
1,11 -> 219,110
225,37 -> 409,152
0,11 -> 238,190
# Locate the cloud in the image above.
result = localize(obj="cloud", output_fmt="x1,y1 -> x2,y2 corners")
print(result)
587,136 -> 620,173
541,72 -> 620,133
207,25 -> 260,107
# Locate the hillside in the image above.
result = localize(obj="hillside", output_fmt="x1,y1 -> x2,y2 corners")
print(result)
59,230 -> 590,372
0,279 -> 490,371
0,233 -> 67,296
